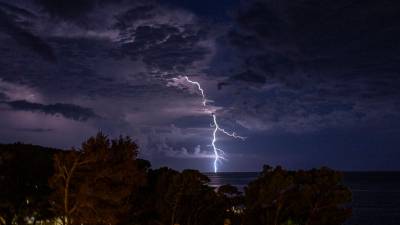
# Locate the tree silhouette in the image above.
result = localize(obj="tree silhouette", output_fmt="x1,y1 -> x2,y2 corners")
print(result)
217,184 -> 244,225
128,168 -> 230,225
243,165 -> 352,225
49,149 -> 92,225
49,133 -> 145,225
0,144 -> 55,225
1,136 -> 353,225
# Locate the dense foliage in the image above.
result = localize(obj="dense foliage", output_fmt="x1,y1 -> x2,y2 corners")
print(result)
243,165 -> 352,225
0,134 -> 352,225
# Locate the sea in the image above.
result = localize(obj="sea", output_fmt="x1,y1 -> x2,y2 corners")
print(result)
205,172 -> 400,225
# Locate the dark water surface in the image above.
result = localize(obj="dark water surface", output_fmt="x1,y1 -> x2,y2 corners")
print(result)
205,172 -> 400,225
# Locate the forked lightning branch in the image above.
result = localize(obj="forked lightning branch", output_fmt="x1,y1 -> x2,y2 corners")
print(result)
171,76 -> 245,173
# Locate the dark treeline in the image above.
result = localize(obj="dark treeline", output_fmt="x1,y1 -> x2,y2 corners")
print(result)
0,133 -> 352,225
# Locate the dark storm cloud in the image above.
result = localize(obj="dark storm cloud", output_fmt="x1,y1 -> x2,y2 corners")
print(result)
0,2 -> 56,62
0,1 -> 36,18
231,70 -> 266,84
217,0 -> 400,132
0,92 -> 7,100
0,0 -> 212,95
4,100 -> 97,121
35,0 -> 92,18
228,0 -> 400,86
3,0 -> 398,171
0,0 -> 216,164
114,4 -> 156,27
117,25 -> 209,71
15,128 -> 53,132
114,3 -> 211,73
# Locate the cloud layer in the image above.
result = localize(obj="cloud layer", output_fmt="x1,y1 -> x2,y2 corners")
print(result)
0,0 -> 399,171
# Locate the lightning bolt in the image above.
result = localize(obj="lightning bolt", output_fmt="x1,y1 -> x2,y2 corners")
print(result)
184,76 -> 207,107
181,76 -> 245,173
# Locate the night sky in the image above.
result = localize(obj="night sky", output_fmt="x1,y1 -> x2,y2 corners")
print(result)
0,0 -> 399,172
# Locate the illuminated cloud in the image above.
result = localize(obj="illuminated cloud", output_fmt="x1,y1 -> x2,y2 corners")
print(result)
0,0 -> 399,171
